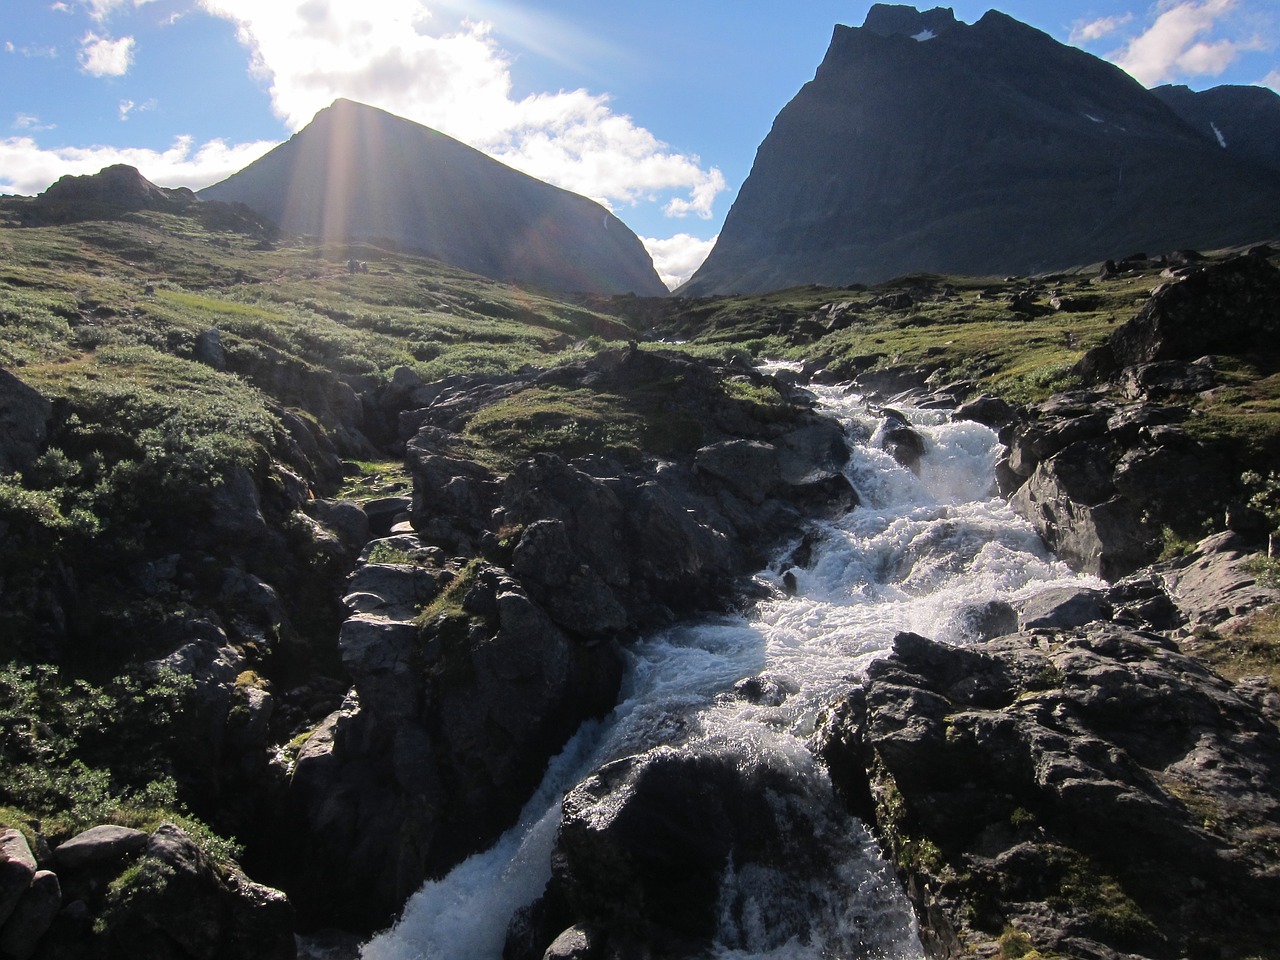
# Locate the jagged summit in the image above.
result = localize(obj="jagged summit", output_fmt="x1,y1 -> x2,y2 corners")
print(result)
861,4 -> 958,39
681,6 -> 1280,295
200,99 -> 666,296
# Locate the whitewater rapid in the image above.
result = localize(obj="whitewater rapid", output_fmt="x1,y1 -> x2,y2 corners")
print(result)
359,383 -> 1101,960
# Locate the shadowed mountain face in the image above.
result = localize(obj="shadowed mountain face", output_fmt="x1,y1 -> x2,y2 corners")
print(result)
200,99 -> 666,296
1152,83 -> 1280,175
681,4 -> 1280,296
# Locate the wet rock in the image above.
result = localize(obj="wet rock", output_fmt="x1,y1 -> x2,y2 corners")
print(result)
953,599 -> 1019,641
542,741 -> 905,957
954,394 -> 1015,429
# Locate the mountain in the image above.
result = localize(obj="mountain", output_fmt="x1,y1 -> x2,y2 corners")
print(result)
200,99 -> 666,296
1151,83 -> 1280,175
680,4 -> 1280,296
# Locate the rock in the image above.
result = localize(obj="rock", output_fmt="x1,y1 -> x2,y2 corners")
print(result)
1119,359 -> 1215,400
99,823 -> 296,960
406,448 -> 499,549
694,440 -> 781,504
1155,531 -> 1280,628
338,614 -> 422,722
191,328 -> 226,371
0,832 -> 36,929
1016,586 -> 1111,629
1098,255 -> 1280,372
541,925 -> 599,960
52,825 -> 148,870
823,626 -> 1280,959
1012,442 -> 1151,579
307,499 -> 370,552
0,370 -> 51,476
954,394 -> 1015,429
342,562 -> 439,619
362,496 -> 412,537
952,599 -> 1019,640
0,870 -> 60,960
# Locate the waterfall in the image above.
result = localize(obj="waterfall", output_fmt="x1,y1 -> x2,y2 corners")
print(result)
358,384 -> 1100,960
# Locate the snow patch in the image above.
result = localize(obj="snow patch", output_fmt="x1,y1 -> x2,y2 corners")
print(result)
1210,121 -> 1227,149
1084,113 -> 1103,123
913,29 -> 936,41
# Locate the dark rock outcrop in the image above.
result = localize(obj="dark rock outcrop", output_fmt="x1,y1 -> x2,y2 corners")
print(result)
682,6 -> 1280,295
200,99 -> 666,296
512,740 -> 915,959
0,369 -> 51,475
818,627 -> 1280,959
1005,255 -> 1280,580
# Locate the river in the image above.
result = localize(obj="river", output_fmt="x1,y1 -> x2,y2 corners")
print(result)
358,380 -> 1100,959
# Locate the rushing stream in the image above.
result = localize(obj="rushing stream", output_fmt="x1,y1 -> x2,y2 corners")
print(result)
360,382 -> 1101,960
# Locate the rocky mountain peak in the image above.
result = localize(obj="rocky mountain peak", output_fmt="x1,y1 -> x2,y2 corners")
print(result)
200,98 -> 666,296
680,5 -> 1280,295
861,3 -> 958,40
39,163 -> 192,212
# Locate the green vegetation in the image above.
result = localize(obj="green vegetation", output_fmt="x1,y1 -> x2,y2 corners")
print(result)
0,662 -> 240,860
653,271 -> 1157,404
336,459 -> 410,502
1047,849 -> 1156,943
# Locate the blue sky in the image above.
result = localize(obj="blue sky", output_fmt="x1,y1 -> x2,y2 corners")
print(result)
3,1 -> 1278,285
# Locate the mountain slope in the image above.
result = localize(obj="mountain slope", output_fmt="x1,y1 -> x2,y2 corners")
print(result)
200,99 -> 666,296
1152,83 -> 1280,175
681,5 -> 1280,295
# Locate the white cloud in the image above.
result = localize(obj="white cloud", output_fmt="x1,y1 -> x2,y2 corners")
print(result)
641,233 -> 717,290
1265,68 -> 1280,91
196,0 -> 725,220
0,135 -> 277,197
1111,0 -> 1265,85
1070,14 -> 1133,45
84,0 -> 159,21
13,114 -> 56,132
78,31 -> 135,76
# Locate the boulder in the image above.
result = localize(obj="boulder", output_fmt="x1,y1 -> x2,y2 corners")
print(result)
0,832 -> 36,928
0,869 -> 60,960
1100,255 -> 1280,372
1012,443 -> 1151,580
542,740 -> 914,957
1016,586 -> 1111,630
52,825 -> 148,871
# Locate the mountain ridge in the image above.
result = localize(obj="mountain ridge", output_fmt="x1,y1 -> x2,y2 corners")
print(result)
680,4 -> 1280,295
199,98 -> 666,297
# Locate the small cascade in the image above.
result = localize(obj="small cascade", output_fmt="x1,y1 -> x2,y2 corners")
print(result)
361,384 -> 1099,960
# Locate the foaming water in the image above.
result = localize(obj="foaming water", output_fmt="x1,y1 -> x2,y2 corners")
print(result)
361,386 -> 1099,960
